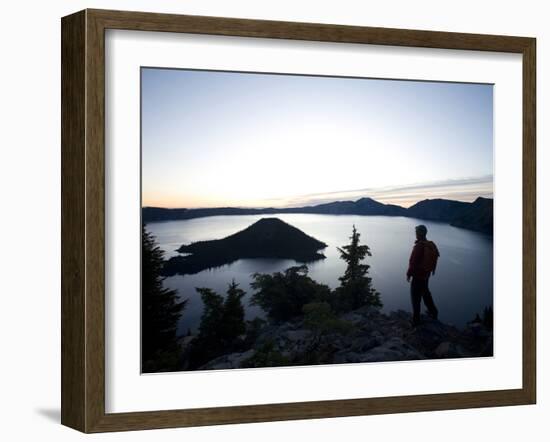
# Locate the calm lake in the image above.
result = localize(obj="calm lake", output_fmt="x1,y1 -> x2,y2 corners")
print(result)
147,214 -> 493,334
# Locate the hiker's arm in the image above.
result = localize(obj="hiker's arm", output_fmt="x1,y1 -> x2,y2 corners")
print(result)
432,244 -> 440,275
407,244 -> 422,279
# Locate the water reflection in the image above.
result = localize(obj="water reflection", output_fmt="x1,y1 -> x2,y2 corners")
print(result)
146,214 -> 493,334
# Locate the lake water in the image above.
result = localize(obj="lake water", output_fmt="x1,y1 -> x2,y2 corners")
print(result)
146,214 -> 493,335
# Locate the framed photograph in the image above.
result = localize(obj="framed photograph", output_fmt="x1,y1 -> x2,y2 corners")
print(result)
61,9 -> 536,433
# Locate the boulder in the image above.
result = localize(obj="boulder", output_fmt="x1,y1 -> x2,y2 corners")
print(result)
434,341 -> 466,358
333,337 -> 424,364
404,317 -> 457,354
333,350 -> 362,364
340,312 -> 367,326
359,337 -> 425,362
200,349 -> 255,370
284,329 -> 311,342
350,336 -> 379,353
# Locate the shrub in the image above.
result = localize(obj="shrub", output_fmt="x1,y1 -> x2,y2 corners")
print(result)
250,265 -> 331,322
240,341 -> 291,368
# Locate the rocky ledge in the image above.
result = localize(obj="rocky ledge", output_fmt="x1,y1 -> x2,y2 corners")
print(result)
193,307 -> 493,370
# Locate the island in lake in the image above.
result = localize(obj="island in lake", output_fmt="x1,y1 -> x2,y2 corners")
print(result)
142,217 -> 493,373
162,218 -> 327,276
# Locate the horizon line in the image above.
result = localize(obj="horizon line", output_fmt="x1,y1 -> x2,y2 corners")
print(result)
142,175 -> 493,210
142,194 -> 493,211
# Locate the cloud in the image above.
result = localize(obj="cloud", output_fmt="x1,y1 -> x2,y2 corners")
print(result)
264,175 -> 494,208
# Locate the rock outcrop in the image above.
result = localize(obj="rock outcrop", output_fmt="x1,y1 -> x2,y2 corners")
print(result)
194,306 -> 493,370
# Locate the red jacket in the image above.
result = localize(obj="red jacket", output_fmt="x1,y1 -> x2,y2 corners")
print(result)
407,239 -> 440,280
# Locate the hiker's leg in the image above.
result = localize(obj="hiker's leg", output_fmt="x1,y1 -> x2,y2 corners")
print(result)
422,278 -> 438,319
410,278 -> 422,324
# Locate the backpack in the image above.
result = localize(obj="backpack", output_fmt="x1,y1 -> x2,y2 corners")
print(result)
421,241 -> 439,273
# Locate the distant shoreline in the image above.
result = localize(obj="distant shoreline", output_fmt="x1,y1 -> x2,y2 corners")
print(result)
143,196 -> 494,235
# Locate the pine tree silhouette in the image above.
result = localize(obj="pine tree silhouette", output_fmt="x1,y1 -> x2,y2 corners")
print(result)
334,225 -> 382,311
142,226 -> 187,372
188,281 -> 247,368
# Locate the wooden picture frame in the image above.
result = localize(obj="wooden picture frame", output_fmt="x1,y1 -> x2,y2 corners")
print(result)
61,8 -> 536,433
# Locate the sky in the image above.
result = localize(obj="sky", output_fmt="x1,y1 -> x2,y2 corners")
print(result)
141,68 -> 493,209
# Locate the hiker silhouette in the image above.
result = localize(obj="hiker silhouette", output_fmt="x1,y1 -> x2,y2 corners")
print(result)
406,224 -> 440,326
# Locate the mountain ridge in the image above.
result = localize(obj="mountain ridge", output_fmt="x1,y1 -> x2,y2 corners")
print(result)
144,196 -> 493,235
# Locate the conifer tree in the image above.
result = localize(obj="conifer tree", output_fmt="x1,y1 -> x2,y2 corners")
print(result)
334,225 -> 381,311
221,280 -> 246,339
142,226 -> 187,372
189,281 -> 247,368
196,288 -> 225,342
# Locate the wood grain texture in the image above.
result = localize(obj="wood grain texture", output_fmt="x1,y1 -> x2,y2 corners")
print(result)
90,389 -> 531,433
61,10 -> 86,432
89,8 -> 532,52
84,9 -> 107,433
60,8 -> 537,433
522,38 -> 537,404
